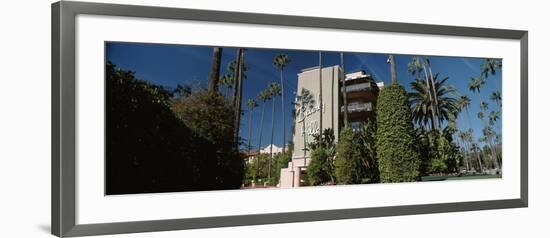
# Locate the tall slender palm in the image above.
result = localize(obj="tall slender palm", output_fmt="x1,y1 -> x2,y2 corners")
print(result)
273,53 -> 290,153
480,101 -> 489,111
208,47 -> 223,93
246,99 -> 258,155
318,51 -> 323,135
491,91 -> 502,108
457,95 -> 473,131
295,88 -> 315,166
458,131 -> 470,171
489,111 -> 500,127
268,83 -> 282,179
409,76 -> 459,129
340,52 -> 349,127
465,129 -> 483,172
424,57 -> 442,126
220,74 -> 234,98
483,126 -> 500,170
257,89 -> 272,155
408,56 -> 438,130
388,54 -> 398,83
233,49 -> 246,149
481,58 -> 502,79
469,76 -> 486,104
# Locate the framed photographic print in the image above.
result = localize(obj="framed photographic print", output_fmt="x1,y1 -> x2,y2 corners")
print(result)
52,1 -> 528,237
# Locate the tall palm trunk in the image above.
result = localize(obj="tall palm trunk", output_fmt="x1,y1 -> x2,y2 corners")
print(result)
341,52 -> 348,127
279,69 -> 286,154
318,52 -> 323,135
427,63 -> 441,127
208,47 -> 223,93
269,95 -> 276,179
421,61 -> 438,130
258,102 -> 267,155
233,49 -> 245,149
473,143 -> 483,172
476,92 -> 499,171
389,55 -> 397,83
459,138 -> 470,171
247,108 -> 254,155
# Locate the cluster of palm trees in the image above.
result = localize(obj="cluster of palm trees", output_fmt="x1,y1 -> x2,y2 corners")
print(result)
466,59 -> 502,171
407,56 -> 502,173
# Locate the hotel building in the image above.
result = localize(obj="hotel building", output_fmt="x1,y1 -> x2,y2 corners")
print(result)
279,66 -> 382,188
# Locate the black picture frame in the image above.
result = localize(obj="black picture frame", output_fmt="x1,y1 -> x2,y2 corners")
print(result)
52,1 -> 528,237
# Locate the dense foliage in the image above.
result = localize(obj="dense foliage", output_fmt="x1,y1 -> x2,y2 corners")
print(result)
376,83 -> 421,182
107,62 -> 198,194
172,90 -> 244,190
307,148 -> 334,185
335,127 -> 365,184
106,62 -> 244,194
306,129 -> 336,185
357,121 -> 379,183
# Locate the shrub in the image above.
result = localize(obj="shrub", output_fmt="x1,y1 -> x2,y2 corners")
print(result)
307,148 -> 334,185
335,127 -> 365,184
375,83 -> 420,182
357,121 -> 379,183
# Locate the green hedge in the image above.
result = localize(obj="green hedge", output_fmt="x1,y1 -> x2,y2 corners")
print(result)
375,83 -> 420,182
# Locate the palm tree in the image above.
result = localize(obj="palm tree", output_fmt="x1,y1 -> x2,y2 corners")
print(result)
465,129 -> 483,172
477,111 -> 484,121
233,49 -> 246,148
489,111 -> 500,127
408,56 -> 438,130
480,101 -> 489,111
208,47 -> 223,93
481,58 -> 502,79
458,130 -> 470,171
268,83 -> 282,179
409,75 -> 459,130
388,54 -> 398,83
457,95 -> 473,130
468,76 -> 485,101
340,52 -> 349,127
483,126 -> 500,170
273,53 -> 290,153
424,57 -> 442,126
295,88 -> 315,166
491,91 -> 502,108
246,99 -> 258,154
257,89 -> 272,155
220,73 -> 234,98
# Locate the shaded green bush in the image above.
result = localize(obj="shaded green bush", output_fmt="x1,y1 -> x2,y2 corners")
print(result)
106,62 -> 244,194
375,83 -> 420,182
357,121 -> 379,183
106,62 -> 200,194
335,127 -> 365,184
307,148 -> 334,185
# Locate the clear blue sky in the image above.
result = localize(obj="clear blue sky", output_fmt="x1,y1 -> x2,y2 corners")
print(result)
106,42 -> 501,149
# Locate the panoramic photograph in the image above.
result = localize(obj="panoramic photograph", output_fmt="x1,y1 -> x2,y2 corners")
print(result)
105,42 -> 502,195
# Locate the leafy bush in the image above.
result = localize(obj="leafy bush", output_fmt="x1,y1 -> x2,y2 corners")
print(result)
106,62 -> 199,194
335,127 -> 365,184
173,90 -> 244,190
307,148 -> 334,185
106,62 -> 244,194
375,83 -> 420,182
357,121 -> 379,183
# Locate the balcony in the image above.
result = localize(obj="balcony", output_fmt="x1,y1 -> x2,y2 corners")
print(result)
341,102 -> 374,113
342,82 -> 373,93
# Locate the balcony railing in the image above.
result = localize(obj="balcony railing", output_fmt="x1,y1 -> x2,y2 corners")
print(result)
341,102 -> 374,113
342,82 -> 373,93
